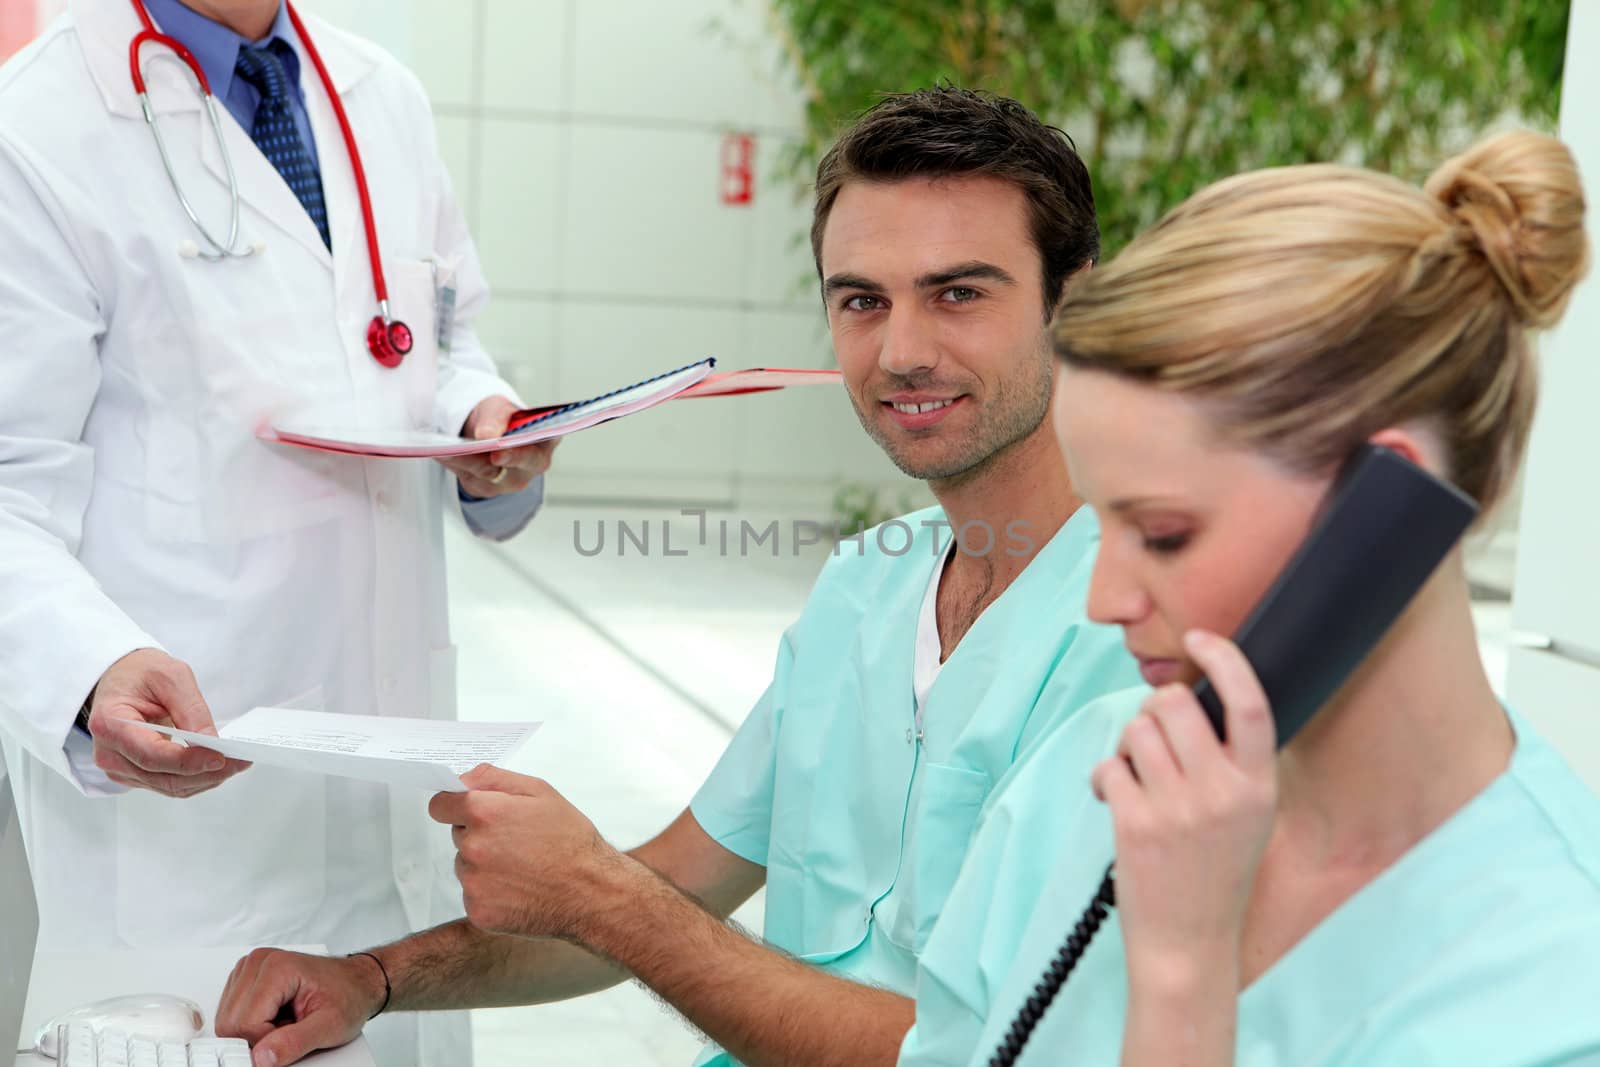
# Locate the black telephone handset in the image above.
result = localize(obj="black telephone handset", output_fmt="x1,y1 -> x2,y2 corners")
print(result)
987,445 -> 1478,1067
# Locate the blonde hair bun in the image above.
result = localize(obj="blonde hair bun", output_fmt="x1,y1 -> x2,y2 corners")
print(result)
1054,127 -> 1591,516
1425,130 -> 1590,330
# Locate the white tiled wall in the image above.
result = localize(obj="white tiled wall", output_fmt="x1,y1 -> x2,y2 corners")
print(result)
475,116 -> 565,290
478,0 -> 566,108
301,0 -> 920,513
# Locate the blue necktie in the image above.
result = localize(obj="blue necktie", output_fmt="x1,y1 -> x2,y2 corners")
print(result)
234,41 -> 331,249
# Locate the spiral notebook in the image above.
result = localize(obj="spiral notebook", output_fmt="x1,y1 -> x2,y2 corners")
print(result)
264,361 -> 841,459
267,358 -> 712,458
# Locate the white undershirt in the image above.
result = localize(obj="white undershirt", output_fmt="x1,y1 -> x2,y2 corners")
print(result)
913,539 -> 955,731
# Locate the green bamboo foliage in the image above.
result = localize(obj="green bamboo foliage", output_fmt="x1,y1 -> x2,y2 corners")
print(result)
763,0 -> 1568,256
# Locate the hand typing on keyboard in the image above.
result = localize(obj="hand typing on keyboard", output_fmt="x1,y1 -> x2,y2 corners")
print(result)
56,1023 -> 252,1067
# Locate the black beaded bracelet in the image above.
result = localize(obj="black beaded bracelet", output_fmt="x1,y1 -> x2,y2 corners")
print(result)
347,951 -> 391,1019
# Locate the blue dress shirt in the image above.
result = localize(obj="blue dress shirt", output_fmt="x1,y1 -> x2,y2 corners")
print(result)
141,0 -> 320,168
139,0 -> 543,540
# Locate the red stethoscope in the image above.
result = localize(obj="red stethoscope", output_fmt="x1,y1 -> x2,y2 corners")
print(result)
127,0 -> 412,367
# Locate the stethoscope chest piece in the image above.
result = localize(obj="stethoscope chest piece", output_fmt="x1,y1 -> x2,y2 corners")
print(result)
367,315 -> 413,368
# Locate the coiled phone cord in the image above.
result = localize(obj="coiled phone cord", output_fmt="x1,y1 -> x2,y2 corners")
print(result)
987,863 -> 1117,1067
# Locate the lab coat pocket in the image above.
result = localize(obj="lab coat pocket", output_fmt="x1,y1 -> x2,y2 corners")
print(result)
891,762 -> 992,954
113,686 -> 328,948
385,258 -> 440,430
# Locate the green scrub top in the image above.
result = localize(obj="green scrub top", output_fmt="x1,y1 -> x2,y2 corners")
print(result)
898,693 -> 1600,1067
689,506 -> 1140,1066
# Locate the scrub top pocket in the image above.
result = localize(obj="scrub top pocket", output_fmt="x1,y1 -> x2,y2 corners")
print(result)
886,761 -> 993,954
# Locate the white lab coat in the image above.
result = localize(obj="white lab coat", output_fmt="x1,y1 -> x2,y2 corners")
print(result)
0,2 -> 518,1062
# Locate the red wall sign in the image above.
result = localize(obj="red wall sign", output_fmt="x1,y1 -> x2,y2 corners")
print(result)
721,132 -> 755,206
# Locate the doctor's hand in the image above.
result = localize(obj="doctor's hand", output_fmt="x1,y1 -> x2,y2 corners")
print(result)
437,395 -> 558,498
216,947 -> 383,1067
1093,631 -> 1277,992
429,764 -> 620,940
86,649 -> 252,798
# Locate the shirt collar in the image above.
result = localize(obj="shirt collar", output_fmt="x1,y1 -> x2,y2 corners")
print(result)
139,0 -> 303,102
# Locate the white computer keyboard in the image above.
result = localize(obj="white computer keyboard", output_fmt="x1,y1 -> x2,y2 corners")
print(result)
55,1023 -> 252,1067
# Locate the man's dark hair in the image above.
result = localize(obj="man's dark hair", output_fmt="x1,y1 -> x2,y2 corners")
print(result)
811,86 -> 1099,315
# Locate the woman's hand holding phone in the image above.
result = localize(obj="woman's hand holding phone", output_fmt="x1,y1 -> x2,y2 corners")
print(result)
1090,630 -> 1278,1066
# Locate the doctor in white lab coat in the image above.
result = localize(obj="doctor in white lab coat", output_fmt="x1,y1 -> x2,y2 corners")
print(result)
0,0 -> 551,1063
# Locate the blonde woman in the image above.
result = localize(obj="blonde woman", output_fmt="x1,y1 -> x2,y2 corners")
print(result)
897,131 -> 1600,1067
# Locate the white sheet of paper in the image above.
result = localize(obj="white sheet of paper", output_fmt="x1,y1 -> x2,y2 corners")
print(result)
134,709 -> 541,792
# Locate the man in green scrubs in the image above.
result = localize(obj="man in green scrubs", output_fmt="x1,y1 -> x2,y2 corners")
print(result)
213,87 -> 1139,1067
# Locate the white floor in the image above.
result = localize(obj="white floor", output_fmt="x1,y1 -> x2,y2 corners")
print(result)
447,503 -> 1521,1067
